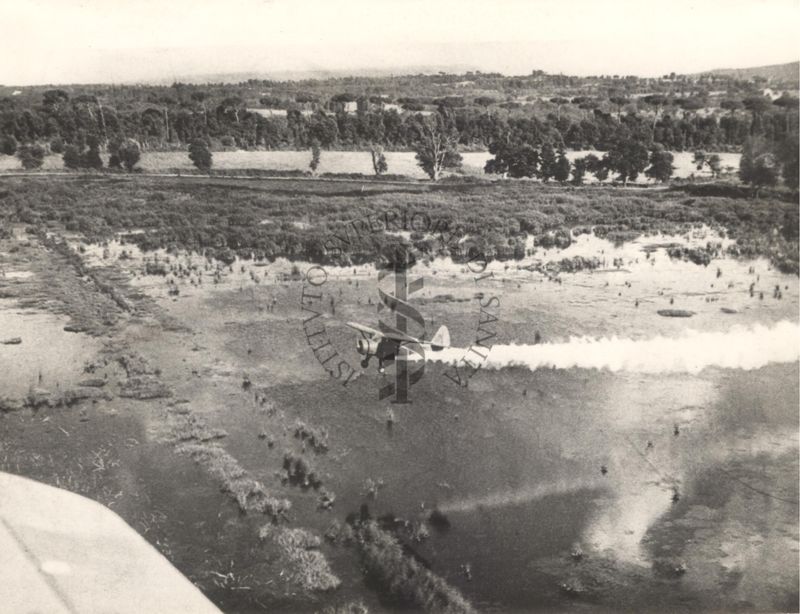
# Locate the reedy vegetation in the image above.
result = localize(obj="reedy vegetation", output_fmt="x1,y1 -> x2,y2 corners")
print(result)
0,176 -> 796,273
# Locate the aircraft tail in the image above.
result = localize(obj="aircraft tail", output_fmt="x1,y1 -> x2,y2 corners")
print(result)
429,325 -> 450,351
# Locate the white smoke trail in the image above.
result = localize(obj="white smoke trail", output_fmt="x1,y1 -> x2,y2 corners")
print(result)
438,477 -> 604,514
430,321 -> 800,374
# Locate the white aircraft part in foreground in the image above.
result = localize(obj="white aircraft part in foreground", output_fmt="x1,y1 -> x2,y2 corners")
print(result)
0,471 -> 221,614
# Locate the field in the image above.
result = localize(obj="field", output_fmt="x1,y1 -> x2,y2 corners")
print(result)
0,174 -> 798,613
0,150 -> 742,183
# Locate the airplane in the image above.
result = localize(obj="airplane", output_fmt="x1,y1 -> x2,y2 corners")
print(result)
0,471 -> 220,613
347,321 -> 450,373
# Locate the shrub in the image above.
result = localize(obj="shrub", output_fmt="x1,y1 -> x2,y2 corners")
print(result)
355,520 -> 474,612
49,137 -> 65,154
259,525 -> 341,591
176,442 -> 290,520
114,139 -> 141,172
17,144 -> 46,169
310,141 -> 321,173
63,145 -> 83,169
82,137 -> 103,170
188,138 -> 213,171
370,145 -> 388,175
0,135 -> 17,156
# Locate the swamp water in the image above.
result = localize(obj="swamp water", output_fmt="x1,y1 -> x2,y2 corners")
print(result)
25,228 -> 800,611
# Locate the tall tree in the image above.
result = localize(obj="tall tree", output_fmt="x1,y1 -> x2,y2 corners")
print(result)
309,140 -> 321,174
553,150 -> 571,183
412,114 -> 461,181
692,150 -> 722,177
538,143 -> 557,182
83,135 -> 103,169
777,135 -> 799,190
17,144 -> 45,169
191,91 -> 209,127
370,145 -> 388,175
739,136 -> 778,196
1,135 -> 18,156
773,94 -> 799,137
584,154 -> 609,182
642,94 -> 668,134
188,138 -> 213,172
62,145 -> 82,169
550,97 -> 570,121
742,96 -> 771,135
693,150 -> 707,170
308,111 -> 339,147
609,96 -> 629,118
116,139 -> 141,172
485,141 -> 539,178
604,138 -> 649,186
645,145 -> 674,183
571,156 -> 588,185
706,154 -> 722,179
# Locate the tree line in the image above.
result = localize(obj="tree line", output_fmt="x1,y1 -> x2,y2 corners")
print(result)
0,87 -> 796,155
2,86 -> 796,190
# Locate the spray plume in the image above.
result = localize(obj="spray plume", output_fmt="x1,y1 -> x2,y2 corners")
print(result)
430,321 -> 799,374
438,477 -> 604,514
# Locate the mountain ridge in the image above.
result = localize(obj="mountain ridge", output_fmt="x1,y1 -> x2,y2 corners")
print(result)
697,61 -> 798,82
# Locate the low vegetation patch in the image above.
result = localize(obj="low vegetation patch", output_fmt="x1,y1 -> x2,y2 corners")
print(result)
293,420 -> 329,453
176,441 -> 291,521
258,525 -> 341,591
666,244 -> 721,266
0,177 -> 795,273
353,519 -> 474,613
168,413 -> 228,443
282,450 -> 323,489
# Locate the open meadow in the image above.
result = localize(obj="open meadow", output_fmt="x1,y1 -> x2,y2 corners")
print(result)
0,150 -> 742,183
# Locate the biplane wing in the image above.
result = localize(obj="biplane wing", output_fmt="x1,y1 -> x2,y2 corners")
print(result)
346,321 -> 382,337
346,321 -> 420,344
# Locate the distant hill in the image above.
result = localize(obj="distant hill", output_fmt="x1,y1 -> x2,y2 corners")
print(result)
151,65 -> 478,85
698,61 -> 798,82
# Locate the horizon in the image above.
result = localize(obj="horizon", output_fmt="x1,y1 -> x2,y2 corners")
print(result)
2,57 -> 799,89
2,0 -> 798,87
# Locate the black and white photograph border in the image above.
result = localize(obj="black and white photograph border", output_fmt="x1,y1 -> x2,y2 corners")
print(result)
0,1 -> 798,612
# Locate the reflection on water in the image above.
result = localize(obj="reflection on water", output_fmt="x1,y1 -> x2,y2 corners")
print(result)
0,307 -> 101,397
57,225 -> 800,611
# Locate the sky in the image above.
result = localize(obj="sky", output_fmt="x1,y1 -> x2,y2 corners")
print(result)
1,0 -> 798,85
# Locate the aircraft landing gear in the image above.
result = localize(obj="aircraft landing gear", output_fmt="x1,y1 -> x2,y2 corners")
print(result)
360,358 -> 370,369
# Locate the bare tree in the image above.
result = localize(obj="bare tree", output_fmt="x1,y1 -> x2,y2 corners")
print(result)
370,144 -> 388,175
412,114 -> 461,181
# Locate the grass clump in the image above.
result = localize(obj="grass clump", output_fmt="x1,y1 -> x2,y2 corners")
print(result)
176,441 -> 290,521
355,520 -> 474,613
293,420 -> 329,453
319,601 -> 369,614
168,414 -> 227,443
259,525 -> 341,591
666,244 -> 720,266
282,450 -> 323,489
